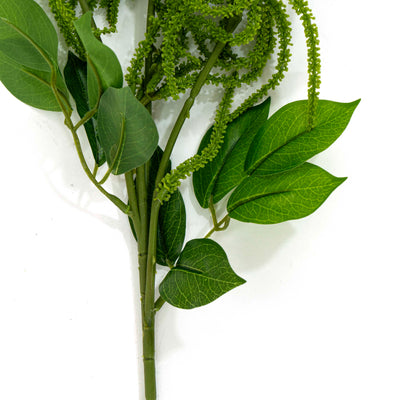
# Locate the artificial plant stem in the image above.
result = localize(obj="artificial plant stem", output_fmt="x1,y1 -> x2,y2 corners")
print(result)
153,15 -> 242,189
204,214 -> 231,238
137,165 -> 149,300
125,170 -> 141,240
144,17 -> 242,327
78,0 -> 90,13
49,68 -> 128,214
143,324 -> 156,400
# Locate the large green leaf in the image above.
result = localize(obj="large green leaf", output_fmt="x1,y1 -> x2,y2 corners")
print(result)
245,99 -> 360,175
0,51 -> 68,111
97,86 -> 159,174
74,12 -> 122,107
0,0 -> 58,71
159,239 -> 245,309
64,52 -> 105,165
227,163 -> 346,224
193,97 -> 271,208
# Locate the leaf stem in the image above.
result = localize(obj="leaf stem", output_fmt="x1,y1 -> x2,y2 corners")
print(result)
154,296 -> 165,312
204,214 -> 231,238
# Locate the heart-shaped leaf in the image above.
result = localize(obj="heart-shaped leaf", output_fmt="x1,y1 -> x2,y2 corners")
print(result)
0,51 -> 68,111
227,163 -> 346,224
193,97 -> 271,208
64,52 -> 105,165
245,99 -> 360,175
159,239 -> 245,309
74,12 -> 123,107
0,0 -> 58,71
97,86 -> 159,174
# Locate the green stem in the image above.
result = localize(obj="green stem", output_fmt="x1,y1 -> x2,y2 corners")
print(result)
142,324 -> 156,400
205,214 -> 231,238
144,14 -> 242,326
125,170 -> 141,240
78,0 -> 90,13
49,68 -> 128,214
154,296 -> 165,312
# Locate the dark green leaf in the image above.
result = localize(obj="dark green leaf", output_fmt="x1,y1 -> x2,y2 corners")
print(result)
64,52 -> 105,165
159,239 -> 245,309
74,12 -> 122,107
147,147 -> 186,266
245,99 -> 360,175
97,87 -> 159,174
0,0 -> 58,71
0,51 -> 68,111
127,147 -> 186,265
227,163 -> 346,224
157,190 -> 186,266
193,97 -> 271,208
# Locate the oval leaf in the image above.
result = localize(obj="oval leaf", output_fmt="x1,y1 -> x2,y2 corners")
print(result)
193,97 -> 271,208
245,99 -> 360,175
159,239 -> 245,309
157,189 -> 186,266
64,52 -> 105,165
0,0 -> 58,71
227,163 -> 346,224
0,51 -> 68,111
74,12 -> 122,107
97,87 -> 159,174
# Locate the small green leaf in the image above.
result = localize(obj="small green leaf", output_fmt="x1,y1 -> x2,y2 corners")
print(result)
127,147 -> 186,265
0,0 -> 58,71
227,163 -> 346,224
159,239 -> 245,309
147,147 -> 186,266
74,12 -> 122,107
193,97 -> 271,208
0,51 -> 68,111
157,190 -> 186,266
64,52 -> 105,165
245,99 -> 360,175
97,87 -> 159,174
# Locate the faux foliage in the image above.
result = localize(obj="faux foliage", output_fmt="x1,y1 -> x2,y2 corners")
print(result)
0,0 -> 359,399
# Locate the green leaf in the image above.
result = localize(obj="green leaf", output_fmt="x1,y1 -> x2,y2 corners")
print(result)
0,0 -> 58,71
127,147 -> 186,266
227,163 -> 346,224
157,189 -> 186,266
147,147 -> 186,266
245,99 -> 360,175
64,52 -> 105,165
97,87 -> 159,174
0,51 -> 68,111
193,97 -> 271,208
74,12 -> 122,107
159,239 -> 245,309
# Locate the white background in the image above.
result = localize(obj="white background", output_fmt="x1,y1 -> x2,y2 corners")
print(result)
1,1 -> 399,399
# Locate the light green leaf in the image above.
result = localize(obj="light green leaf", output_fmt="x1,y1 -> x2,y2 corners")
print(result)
0,51 -> 68,111
159,239 -> 245,309
193,97 -> 271,208
97,87 -> 159,174
74,12 -> 122,107
245,99 -> 360,175
227,163 -> 346,224
0,0 -> 58,71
